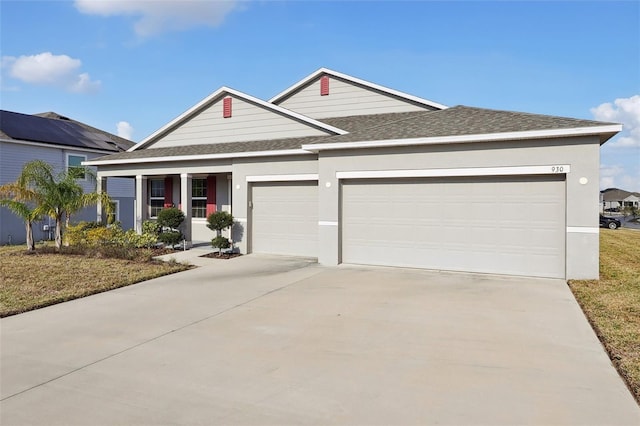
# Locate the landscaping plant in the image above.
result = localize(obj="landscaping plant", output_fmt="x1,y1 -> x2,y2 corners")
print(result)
156,207 -> 185,248
206,211 -> 234,254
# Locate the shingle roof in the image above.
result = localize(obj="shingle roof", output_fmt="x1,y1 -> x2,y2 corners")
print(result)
0,110 -> 134,152
88,135 -> 325,163
601,188 -> 639,201
321,111 -> 432,132
308,106 -> 618,144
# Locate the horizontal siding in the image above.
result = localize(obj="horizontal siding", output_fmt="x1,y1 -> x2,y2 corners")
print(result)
149,96 -> 329,149
105,177 -> 135,198
0,142 -> 134,242
279,78 -> 428,119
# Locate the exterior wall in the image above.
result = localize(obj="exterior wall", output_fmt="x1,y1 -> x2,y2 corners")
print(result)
0,141 -> 136,244
316,136 -> 602,280
147,96 -> 330,149
277,76 -> 431,119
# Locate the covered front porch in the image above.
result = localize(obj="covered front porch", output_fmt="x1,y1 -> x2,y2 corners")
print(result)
97,167 -> 233,247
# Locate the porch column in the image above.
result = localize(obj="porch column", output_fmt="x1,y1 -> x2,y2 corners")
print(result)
96,175 -> 107,224
180,173 -> 192,247
135,175 -> 147,234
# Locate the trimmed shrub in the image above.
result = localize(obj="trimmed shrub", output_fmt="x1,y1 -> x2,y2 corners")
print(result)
158,230 -> 182,247
157,208 -> 185,230
206,211 -> 233,235
211,235 -> 231,252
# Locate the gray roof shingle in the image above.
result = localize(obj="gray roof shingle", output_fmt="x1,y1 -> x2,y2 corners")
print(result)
308,106 -> 618,144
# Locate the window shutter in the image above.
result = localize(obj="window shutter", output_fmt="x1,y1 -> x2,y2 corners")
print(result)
223,97 -> 232,118
320,76 -> 329,96
206,175 -> 217,216
164,177 -> 173,207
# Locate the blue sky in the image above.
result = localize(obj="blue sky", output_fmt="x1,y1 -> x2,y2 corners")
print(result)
1,0 -> 638,190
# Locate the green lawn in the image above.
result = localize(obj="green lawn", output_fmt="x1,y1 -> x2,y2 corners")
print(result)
0,245 -> 190,317
569,228 -> 640,403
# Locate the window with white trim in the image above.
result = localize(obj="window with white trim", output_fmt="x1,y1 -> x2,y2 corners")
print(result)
192,178 -> 207,218
67,154 -> 87,180
149,179 -> 165,218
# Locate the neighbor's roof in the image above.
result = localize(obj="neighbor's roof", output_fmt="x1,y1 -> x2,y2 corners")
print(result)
0,110 -> 134,152
85,105 -> 621,166
601,188 -> 640,201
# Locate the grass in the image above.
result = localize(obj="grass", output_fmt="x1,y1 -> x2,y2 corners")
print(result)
0,245 -> 190,317
569,228 -> 640,403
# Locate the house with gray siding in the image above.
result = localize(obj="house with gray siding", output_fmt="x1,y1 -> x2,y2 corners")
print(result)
0,110 -> 135,244
600,188 -> 640,212
86,68 -> 621,280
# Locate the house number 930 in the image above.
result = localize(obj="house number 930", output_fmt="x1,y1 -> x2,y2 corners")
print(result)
551,165 -> 564,173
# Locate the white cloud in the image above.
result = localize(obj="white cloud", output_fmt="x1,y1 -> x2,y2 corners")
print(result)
600,164 -> 625,189
116,121 -> 134,140
591,95 -> 640,148
2,52 -> 101,94
74,0 -> 239,37
600,164 -> 640,191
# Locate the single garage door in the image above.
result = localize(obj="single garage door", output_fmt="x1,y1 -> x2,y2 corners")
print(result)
251,181 -> 318,257
341,175 -> 565,278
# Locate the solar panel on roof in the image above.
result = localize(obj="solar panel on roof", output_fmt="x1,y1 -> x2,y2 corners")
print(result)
0,110 -> 123,151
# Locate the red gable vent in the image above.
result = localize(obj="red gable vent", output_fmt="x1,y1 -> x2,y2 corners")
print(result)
320,76 -> 329,96
223,97 -> 232,118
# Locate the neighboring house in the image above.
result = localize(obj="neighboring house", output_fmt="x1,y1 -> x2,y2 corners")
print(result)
600,188 -> 640,212
86,68 -> 621,280
0,110 -> 135,244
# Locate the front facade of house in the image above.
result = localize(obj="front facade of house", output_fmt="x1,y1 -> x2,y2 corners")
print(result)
87,69 -> 621,280
0,111 -> 135,244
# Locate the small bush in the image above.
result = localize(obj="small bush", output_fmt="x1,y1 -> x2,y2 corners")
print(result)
157,208 -> 185,230
142,220 -> 161,236
206,211 -> 234,234
158,230 -> 183,247
211,235 -> 230,252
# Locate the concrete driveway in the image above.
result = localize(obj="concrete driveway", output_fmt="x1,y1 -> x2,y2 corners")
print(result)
2,255 -> 639,425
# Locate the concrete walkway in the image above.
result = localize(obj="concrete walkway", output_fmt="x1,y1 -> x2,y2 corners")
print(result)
2,255 -> 639,425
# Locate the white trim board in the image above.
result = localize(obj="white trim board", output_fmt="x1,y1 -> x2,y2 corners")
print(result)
246,174 -> 319,182
566,227 -> 599,234
302,125 -> 622,152
336,165 -> 571,180
318,221 -> 338,226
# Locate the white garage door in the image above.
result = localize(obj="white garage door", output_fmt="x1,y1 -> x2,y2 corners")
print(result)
341,176 -> 565,278
251,181 -> 318,257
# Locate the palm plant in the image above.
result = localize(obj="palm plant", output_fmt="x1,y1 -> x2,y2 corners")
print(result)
0,183 -> 42,251
13,160 -> 112,250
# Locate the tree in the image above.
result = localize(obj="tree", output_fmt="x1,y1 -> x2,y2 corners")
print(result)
206,211 -> 234,254
13,160 -> 112,250
0,183 -> 42,251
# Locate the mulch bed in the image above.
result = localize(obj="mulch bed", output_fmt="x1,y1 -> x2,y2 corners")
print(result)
200,252 -> 243,260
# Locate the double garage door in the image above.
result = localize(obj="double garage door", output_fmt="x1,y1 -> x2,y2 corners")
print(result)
341,175 -> 565,278
250,176 -> 565,278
